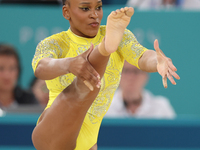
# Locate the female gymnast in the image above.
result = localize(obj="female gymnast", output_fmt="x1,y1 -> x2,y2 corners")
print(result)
31,0 -> 180,149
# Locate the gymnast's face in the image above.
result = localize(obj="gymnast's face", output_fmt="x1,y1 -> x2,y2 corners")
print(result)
63,0 -> 103,38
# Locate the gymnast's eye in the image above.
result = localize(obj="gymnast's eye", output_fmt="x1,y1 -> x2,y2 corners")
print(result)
96,5 -> 102,10
80,7 -> 90,11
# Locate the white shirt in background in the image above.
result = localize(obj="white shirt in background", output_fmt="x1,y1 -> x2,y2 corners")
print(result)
126,0 -> 200,10
105,89 -> 176,119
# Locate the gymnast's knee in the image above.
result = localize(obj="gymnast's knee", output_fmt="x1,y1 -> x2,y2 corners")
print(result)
32,126 -> 45,150
32,126 -> 76,150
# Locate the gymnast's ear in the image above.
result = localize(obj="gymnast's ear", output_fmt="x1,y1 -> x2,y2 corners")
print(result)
62,4 -> 70,20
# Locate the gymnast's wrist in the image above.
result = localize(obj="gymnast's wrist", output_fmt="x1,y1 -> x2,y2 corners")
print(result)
62,57 -> 73,74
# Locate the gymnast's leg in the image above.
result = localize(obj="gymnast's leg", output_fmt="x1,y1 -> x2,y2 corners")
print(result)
32,7 -> 134,150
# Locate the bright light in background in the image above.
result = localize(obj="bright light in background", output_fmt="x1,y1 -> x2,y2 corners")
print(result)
0,108 -> 5,117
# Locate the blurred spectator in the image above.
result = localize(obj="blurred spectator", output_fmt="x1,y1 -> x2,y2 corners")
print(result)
181,0 -> 200,9
126,0 -> 175,9
30,77 -> 49,107
105,61 -> 176,119
101,0 -> 128,5
0,0 -> 127,5
126,0 -> 200,10
0,0 -> 61,4
0,44 -> 38,110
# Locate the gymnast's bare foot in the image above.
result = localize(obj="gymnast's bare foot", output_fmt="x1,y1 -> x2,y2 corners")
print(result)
105,7 -> 134,54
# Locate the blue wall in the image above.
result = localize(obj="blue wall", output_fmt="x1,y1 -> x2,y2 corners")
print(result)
0,5 -> 200,117
1,114 -> 200,150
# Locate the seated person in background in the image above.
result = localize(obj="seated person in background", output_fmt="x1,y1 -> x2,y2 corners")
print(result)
0,44 -> 38,110
126,0 -> 200,10
126,0 -> 176,9
105,61 -> 176,119
30,77 -> 49,107
181,0 -> 200,9
0,0 -> 61,4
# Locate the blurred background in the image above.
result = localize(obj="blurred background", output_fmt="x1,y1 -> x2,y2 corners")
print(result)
0,0 -> 200,150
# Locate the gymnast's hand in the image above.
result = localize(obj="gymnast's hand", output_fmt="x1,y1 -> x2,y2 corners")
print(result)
68,44 -> 100,91
154,39 -> 180,88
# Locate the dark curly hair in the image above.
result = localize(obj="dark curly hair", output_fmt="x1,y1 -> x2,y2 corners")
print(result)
62,0 -> 70,5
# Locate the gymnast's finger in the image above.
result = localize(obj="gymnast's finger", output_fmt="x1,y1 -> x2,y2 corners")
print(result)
154,39 -> 161,54
85,43 -> 94,58
82,68 -> 100,89
83,80 -> 94,91
167,71 -> 176,85
79,74 -> 94,91
168,67 -> 180,80
167,58 -> 177,72
162,75 -> 167,88
85,66 -> 100,87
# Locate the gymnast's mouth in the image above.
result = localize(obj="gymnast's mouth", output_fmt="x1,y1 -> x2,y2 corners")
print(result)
89,22 -> 99,27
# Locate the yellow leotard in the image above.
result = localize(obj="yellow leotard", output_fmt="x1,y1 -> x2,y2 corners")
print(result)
32,25 -> 147,150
